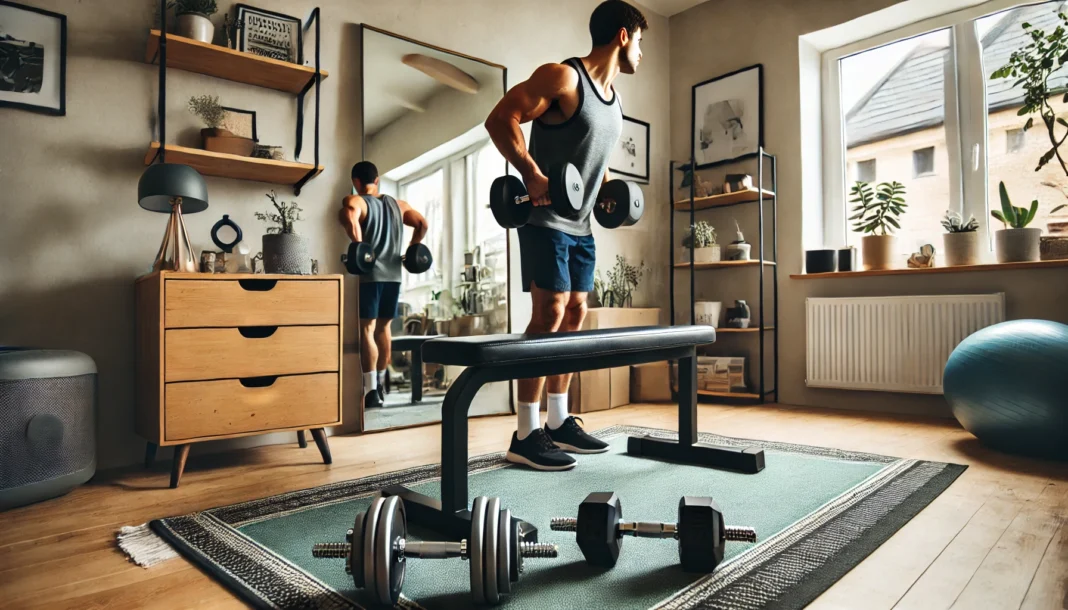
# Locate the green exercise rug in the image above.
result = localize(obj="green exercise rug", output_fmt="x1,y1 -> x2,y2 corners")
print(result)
149,425 -> 966,609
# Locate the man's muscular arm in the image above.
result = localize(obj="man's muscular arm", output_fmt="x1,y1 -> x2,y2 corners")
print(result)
484,63 -> 578,207
340,195 -> 365,243
396,199 -> 428,246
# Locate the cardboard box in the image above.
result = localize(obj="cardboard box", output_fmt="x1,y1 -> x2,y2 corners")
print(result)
569,307 -> 662,412
631,361 -> 672,402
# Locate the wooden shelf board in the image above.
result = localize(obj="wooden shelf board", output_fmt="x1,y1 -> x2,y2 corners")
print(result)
790,258 -> 1068,279
145,143 -> 323,185
145,30 -> 329,94
699,390 -> 761,399
674,188 -> 776,211
715,327 -> 775,333
673,260 -> 776,269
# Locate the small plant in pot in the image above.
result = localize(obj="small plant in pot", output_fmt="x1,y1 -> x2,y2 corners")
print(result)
593,255 -> 646,307
255,191 -> 311,274
992,181 -> 1065,263
169,0 -> 217,43
941,210 -> 980,266
850,180 -> 906,270
681,221 -> 719,263
188,95 -> 254,156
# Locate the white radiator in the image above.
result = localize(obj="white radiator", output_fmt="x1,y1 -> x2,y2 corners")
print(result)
805,294 -> 1005,394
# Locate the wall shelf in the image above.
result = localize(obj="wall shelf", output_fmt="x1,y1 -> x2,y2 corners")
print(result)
144,143 -> 323,185
145,30 -> 329,94
673,188 -> 776,211
673,260 -> 776,270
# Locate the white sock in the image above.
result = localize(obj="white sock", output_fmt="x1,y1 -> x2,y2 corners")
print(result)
363,371 -> 377,396
516,401 -> 540,440
547,393 -> 569,430
377,369 -> 386,389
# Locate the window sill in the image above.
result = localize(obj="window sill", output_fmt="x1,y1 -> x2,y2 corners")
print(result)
790,259 -> 1068,279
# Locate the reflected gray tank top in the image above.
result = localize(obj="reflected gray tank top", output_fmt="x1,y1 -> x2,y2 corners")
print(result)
528,57 -> 623,236
360,193 -> 403,283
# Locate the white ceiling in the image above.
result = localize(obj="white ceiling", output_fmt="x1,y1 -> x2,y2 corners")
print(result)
640,0 -> 710,17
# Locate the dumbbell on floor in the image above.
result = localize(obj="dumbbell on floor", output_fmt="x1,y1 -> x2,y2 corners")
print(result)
490,162 -> 584,229
312,495 -> 557,606
549,492 -> 756,572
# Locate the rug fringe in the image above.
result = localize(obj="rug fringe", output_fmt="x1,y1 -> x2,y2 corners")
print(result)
117,523 -> 178,568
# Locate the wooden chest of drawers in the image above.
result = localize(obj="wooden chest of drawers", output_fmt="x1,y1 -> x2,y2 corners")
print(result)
135,271 -> 343,487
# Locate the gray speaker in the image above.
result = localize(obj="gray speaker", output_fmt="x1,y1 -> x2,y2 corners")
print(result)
0,349 -> 97,511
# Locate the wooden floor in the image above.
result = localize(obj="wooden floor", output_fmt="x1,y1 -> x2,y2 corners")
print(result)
0,403 -> 1065,609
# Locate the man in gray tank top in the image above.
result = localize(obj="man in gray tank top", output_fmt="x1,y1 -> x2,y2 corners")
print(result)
339,161 -> 428,411
484,0 -> 648,471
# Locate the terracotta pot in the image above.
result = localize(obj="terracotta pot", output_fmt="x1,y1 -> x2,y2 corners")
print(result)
693,245 -> 721,263
176,13 -> 214,43
861,234 -> 896,270
995,228 -> 1040,263
202,129 -> 255,156
943,231 -> 980,266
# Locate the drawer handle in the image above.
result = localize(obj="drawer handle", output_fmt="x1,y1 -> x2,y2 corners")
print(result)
239,376 -> 278,388
239,326 -> 278,339
238,279 -> 278,291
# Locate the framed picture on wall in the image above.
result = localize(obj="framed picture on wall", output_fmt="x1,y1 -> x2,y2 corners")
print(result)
609,115 -> 649,183
691,64 -> 763,169
235,4 -> 302,64
0,0 -> 66,116
221,107 -> 257,141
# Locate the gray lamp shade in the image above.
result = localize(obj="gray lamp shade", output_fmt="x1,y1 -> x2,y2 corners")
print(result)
138,163 -> 209,213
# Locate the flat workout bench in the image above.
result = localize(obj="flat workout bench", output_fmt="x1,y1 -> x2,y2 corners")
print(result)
381,325 -> 766,542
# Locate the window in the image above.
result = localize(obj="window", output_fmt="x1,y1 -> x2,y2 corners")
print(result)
856,159 -> 877,182
1005,128 -> 1025,153
912,147 -> 935,177
399,169 -> 444,291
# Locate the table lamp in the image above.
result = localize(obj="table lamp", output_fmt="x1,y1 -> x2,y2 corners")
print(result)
138,163 -> 209,272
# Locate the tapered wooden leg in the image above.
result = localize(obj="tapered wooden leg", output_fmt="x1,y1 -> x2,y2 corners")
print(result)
297,430 -> 308,448
309,428 -> 332,465
170,444 -> 191,489
144,442 -> 158,469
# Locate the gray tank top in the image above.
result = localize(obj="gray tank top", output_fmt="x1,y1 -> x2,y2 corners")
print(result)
528,57 -> 623,236
360,193 -> 403,283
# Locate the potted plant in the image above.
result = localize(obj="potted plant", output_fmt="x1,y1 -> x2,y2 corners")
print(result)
681,221 -> 719,263
187,95 -> 254,156
941,210 -> 980,266
992,181 -> 1066,263
169,0 -> 217,44
850,180 -> 906,270
255,191 -> 311,274
724,219 -> 750,261
593,255 -> 646,308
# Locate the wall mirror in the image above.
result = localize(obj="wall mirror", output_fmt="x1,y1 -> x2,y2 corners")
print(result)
360,25 -> 509,431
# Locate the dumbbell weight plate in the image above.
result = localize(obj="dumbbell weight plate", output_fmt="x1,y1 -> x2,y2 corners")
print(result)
483,497 -> 501,604
548,162 -> 584,220
498,508 -> 513,596
490,175 -> 533,229
677,496 -> 725,573
342,242 -> 376,275
351,509 -> 366,587
362,498 -> 383,603
376,496 -> 406,605
469,496 -> 488,605
595,181 -> 644,229
403,243 -> 433,274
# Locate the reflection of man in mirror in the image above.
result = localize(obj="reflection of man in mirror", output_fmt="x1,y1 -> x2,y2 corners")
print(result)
484,0 -> 648,471
339,161 -> 428,411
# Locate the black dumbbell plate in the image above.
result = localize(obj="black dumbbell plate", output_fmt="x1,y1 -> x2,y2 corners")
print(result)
677,496 -> 724,573
490,175 -> 532,229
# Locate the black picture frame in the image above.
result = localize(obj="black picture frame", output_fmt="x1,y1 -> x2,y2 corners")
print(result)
234,4 -> 303,65
610,114 -> 650,183
221,106 -> 257,142
690,64 -> 763,169
0,0 -> 66,116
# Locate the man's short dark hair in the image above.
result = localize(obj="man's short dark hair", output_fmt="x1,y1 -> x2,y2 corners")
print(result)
590,0 -> 648,47
351,161 -> 378,185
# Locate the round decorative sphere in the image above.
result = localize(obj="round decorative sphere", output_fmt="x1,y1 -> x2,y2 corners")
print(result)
944,319 -> 1068,460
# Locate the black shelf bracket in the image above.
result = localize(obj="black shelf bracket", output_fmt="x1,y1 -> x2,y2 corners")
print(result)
293,7 -> 322,196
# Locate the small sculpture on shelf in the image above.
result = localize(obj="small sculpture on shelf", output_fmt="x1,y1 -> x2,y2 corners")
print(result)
725,220 -> 751,261
723,174 -> 753,194
907,244 -> 936,268
726,300 -> 751,329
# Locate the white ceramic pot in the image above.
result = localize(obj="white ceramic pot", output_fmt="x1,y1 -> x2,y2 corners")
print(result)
861,234 -> 896,270
176,13 -> 214,43
694,301 -> 722,327
725,243 -> 751,261
995,228 -> 1041,263
943,231 -> 980,266
693,245 -> 721,263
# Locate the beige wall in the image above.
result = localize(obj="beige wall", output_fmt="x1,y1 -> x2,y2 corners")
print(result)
0,0 -> 670,469
670,0 -> 1068,417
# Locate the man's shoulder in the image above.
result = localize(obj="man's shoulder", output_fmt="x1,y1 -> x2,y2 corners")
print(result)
530,62 -> 580,91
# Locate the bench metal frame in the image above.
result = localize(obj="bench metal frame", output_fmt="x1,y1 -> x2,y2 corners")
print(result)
382,344 -> 765,542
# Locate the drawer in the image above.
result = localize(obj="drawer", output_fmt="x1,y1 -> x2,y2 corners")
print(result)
165,373 -> 339,441
165,279 -> 339,328
165,326 -> 339,382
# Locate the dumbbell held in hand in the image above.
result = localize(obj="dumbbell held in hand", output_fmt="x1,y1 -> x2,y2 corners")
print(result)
341,241 -> 376,275
489,162 -> 584,229
549,492 -> 756,572
402,243 -> 433,274
594,180 -> 644,228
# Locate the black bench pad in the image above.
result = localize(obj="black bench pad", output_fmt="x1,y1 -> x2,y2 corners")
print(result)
421,325 -> 715,367
392,334 -> 444,351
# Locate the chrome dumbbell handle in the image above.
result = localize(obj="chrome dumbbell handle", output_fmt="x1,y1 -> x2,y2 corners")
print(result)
315,537 -> 558,564
549,517 -> 756,543
518,541 -> 559,558
513,194 -> 531,205
312,542 -> 350,558
396,539 -> 466,560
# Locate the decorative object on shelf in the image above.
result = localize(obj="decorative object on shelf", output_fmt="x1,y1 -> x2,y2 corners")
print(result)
608,115 -> 649,183
235,4 -> 302,64
907,244 -> 936,268
200,251 -> 215,273
593,255 -> 646,308
221,13 -> 241,49
188,95 -> 255,156
992,181 -> 1064,263
837,246 -> 856,272
694,301 -> 722,327
220,106 -> 256,141
251,251 -> 264,274
851,180 -> 906,270
700,356 -> 747,393
210,213 -> 251,273
1040,235 -> 1068,260
311,259 -> 319,275
0,1 -> 66,116
941,209 -> 980,266
726,300 -> 751,329
681,221 -> 720,263
725,219 -> 751,261
691,64 -> 762,169
138,163 -> 209,272
251,143 -> 284,160
805,249 -> 837,273
169,0 -> 216,44
256,190 -> 310,274
723,174 -> 753,194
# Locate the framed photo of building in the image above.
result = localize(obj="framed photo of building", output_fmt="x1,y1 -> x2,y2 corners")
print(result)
691,64 -> 763,169
235,4 -> 302,64
609,115 -> 649,183
0,0 -> 66,115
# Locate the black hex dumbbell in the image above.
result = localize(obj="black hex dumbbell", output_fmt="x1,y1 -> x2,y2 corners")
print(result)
402,243 -> 433,274
594,180 -> 644,228
549,492 -> 756,572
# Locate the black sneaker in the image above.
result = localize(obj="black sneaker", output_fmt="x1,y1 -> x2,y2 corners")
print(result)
546,417 -> 609,454
505,429 -> 576,471
364,391 -> 384,410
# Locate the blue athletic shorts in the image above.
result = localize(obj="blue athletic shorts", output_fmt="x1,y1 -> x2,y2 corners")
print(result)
359,281 -> 401,319
517,224 -> 596,293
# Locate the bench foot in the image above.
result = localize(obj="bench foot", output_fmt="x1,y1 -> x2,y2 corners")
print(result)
380,484 -> 539,542
627,435 -> 765,474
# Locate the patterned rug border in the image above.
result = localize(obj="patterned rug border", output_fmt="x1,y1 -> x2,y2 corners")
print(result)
150,425 -> 965,610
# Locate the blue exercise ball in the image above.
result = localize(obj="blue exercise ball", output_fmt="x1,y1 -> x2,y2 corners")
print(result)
944,319 -> 1068,460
